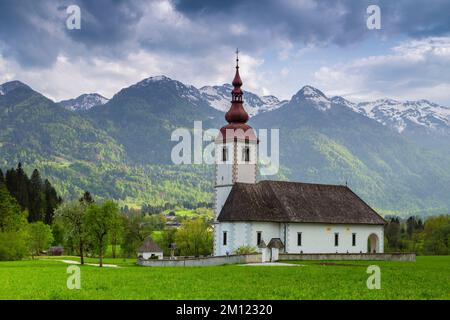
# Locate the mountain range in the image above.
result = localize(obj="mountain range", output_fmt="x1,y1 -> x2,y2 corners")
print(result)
1,76 -> 450,216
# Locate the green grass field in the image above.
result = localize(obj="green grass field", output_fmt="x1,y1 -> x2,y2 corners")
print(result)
0,256 -> 449,300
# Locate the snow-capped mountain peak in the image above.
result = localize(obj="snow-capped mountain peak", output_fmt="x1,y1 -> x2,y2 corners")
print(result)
330,96 -> 356,109
132,75 -> 203,104
58,93 -> 109,111
293,85 -> 331,111
337,97 -> 450,133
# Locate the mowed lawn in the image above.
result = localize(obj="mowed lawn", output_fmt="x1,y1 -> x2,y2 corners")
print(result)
0,256 -> 449,300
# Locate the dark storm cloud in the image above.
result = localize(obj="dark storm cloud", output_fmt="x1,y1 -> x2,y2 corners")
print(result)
0,0 -> 449,68
63,0 -> 143,45
175,0 -> 450,44
0,1 -> 61,67
0,0 -> 145,67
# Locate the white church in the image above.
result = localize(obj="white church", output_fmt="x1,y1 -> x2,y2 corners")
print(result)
213,54 -> 385,260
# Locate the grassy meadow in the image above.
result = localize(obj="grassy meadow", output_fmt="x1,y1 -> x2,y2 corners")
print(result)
0,256 -> 449,300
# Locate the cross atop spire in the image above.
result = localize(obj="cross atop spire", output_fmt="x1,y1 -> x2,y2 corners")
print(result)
235,48 -> 240,68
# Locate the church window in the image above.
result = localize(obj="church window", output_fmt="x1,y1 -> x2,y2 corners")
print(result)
242,146 -> 250,162
297,232 -> 302,246
352,233 -> 356,246
222,146 -> 228,162
256,231 -> 262,245
223,231 -> 228,246
334,233 -> 339,246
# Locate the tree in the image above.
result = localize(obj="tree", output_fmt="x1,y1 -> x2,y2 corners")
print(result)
423,215 -> 450,255
0,183 -> 27,232
3,165 -> 61,224
175,218 -> 213,256
43,179 -> 62,224
27,222 -> 54,258
385,217 -> 401,251
80,191 -> 94,204
110,213 -> 124,259
0,231 -> 28,261
158,228 -> 177,256
51,221 -> 65,246
121,212 -> 153,258
85,201 -> 120,267
55,201 -> 88,264
406,216 -> 424,237
0,182 -> 28,261
28,169 -> 43,222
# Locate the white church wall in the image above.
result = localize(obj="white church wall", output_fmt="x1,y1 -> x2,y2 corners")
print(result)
286,223 -> 384,254
250,222 -> 280,248
215,221 -> 384,256
215,221 -> 281,256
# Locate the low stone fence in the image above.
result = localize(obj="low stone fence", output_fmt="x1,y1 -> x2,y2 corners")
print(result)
137,253 -> 262,267
279,253 -> 416,262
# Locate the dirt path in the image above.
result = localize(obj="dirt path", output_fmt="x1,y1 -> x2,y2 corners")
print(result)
55,259 -> 119,268
240,262 -> 304,267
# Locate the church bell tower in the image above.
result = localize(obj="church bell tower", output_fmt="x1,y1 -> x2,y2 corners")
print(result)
213,50 -> 259,255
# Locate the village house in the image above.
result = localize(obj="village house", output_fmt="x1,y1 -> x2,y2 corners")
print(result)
213,53 -> 386,260
138,238 -> 164,260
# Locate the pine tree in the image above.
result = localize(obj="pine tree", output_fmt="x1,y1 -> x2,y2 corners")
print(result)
79,191 -> 94,204
43,179 -> 61,224
5,168 -> 18,200
28,169 -> 43,223
13,163 -> 30,210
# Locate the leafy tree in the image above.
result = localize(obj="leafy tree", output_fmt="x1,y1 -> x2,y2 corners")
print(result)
55,201 -> 88,264
85,201 -> 120,267
110,212 -> 124,259
423,215 -> 450,255
27,222 -> 54,258
175,218 -> 213,256
0,231 -> 28,261
121,212 -> 154,258
0,183 -> 27,232
51,221 -> 65,246
157,228 -> 177,256
0,181 -> 28,261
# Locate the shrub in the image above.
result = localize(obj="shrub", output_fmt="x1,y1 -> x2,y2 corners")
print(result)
233,245 -> 258,255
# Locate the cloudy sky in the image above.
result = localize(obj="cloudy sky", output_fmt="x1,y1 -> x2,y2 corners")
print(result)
1,0 -> 450,105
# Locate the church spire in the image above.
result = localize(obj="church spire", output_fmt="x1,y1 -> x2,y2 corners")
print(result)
225,49 -> 249,124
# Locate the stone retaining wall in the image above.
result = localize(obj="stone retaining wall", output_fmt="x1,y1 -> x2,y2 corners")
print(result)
279,253 -> 416,261
137,253 -> 262,267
